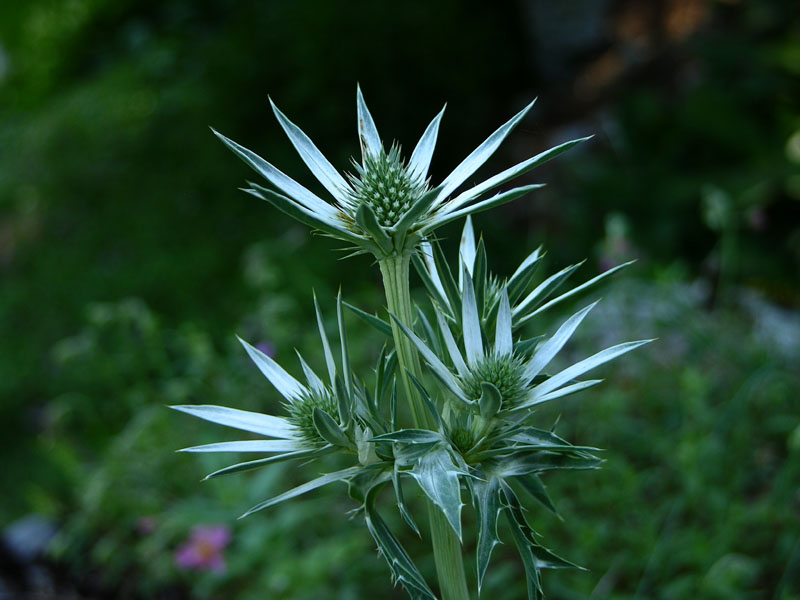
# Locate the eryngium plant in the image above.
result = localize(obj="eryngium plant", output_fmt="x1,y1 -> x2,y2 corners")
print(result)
172,88 -> 650,600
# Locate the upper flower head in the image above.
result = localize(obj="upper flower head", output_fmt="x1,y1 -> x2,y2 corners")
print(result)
212,85 -> 590,259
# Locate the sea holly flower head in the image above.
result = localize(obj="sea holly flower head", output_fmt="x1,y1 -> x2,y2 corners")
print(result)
459,352 -> 527,410
286,388 -> 341,449
393,217 -> 653,456
346,144 -> 428,229
169,293 -> 374,485
212,86 -> 590,259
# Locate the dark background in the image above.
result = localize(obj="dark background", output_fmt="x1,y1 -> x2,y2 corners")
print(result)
1,1 -> 798,598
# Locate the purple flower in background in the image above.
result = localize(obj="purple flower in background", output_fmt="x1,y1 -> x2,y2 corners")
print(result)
174,524 -> 231,574
256,340 -> 276,357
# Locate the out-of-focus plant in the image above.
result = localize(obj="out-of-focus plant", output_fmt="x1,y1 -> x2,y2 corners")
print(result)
172,88 -> 649,599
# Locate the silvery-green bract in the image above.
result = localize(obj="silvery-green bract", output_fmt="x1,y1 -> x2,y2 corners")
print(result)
211,86 -> 589,259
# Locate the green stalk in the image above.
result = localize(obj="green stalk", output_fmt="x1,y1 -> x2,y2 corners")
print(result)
379,253 -> 470,600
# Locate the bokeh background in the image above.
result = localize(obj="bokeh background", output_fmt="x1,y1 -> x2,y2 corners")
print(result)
1,0 -> 799,598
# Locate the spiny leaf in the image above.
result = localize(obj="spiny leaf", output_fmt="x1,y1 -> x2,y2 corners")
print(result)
494,289 -> 513,357
344,302 -> 393,337
518,260 -> 635,326
446,135 -> 591,214
515,474 -> 559,516
390,314 -> 471,405
522,302 -> 598,382
211,128 -> 337,220
431,185 -> 544,230
313,292 -> 337,388
364,485 -> 437,600
179,439 -> 303,453
412,249 -> 451,314
406,372 -> 445,428
472,474 -> 502,594
436,311 -> 468,378
370,429 -> 444,444
435,99 -> 536,204
356,203 -> 393,255
393,186 -> 440,234
336,291 -> 353,424
392,468 -> 421,537
240,466 -> 362,518
408,105 -> 445,181
431,239 -> 462,321
461,264 -> 484,367
523,339 -> 653,407
203,447 -> 334,480
493,452 -> 603,476
296,351 -> 326,394
356,84 -> 382,160
459,216 -> 477,279
238,336 -> 305,402
169,405 -> 296,439
513,261 -> 585,322
474,236 -> 488,315
505,510 -> 543,600
507,246 -> 544,306
409,445 -> 464,539
270,97 -> 351,203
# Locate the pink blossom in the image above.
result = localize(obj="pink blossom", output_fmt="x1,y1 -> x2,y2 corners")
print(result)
174,524 -> 231,574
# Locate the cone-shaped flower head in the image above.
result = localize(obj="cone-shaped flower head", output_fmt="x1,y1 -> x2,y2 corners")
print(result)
170,293 -> 365,481
212,85 -> 590,259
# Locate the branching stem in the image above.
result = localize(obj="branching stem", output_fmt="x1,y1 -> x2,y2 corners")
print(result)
379,253 -> 471,600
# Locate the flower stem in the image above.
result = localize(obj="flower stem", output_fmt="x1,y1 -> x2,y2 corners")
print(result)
379,253 -> 470,600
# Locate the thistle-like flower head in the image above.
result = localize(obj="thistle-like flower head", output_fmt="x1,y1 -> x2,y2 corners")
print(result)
212,85 -> 590,259
460,352 -> 527,409
168,293 -> 384,500
346,144 -> 428,229
393,217 -> 653,444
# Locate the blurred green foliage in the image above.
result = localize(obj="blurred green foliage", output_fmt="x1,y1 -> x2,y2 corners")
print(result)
1,0 -> 799,598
